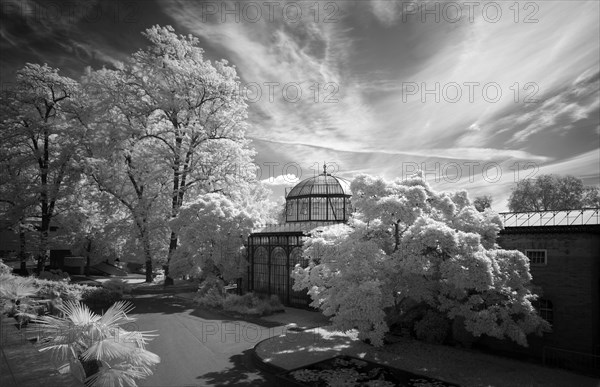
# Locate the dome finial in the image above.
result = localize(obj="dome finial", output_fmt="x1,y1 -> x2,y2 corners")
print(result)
323,162 -> 327,175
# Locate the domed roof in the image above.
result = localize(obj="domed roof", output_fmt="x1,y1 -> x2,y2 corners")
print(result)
286,173 -> 352,198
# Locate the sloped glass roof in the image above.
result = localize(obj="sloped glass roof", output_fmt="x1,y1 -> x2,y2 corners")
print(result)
500,208 -> 599,227
286,174 -> 352,198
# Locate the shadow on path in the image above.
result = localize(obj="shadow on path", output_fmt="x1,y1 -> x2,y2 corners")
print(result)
130,295 -> 195,315
195,349 -> 280,386
131,295 -> 283,329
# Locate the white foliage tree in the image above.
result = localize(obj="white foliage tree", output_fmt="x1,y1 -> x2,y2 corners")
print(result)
0,64 -> 82,272
169,193 -> 255,282
121,25 -> 256,284
293,172 -> 550,346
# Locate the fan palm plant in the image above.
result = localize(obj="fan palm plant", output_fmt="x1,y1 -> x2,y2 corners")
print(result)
0,274 -> 39,327
35,300 -> 160,387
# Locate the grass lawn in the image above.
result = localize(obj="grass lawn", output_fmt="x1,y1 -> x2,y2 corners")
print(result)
256,326 -> 600,387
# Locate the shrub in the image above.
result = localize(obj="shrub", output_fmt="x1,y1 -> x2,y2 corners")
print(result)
34,278 -> 90,304
0,259 -> 12,275
194,278 -> 226,308
102,278 -> 132,295
38,269 -> 69,281
268,294 -> 284,311
222,292 -> 284,316
0,275 -> 39,327
414,310 -> 450,344
81,287 -> 122,312
195,286 -> 225,308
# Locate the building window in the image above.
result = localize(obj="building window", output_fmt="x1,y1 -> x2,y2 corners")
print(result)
535,299 -> 554,325
526,249 -> 547,265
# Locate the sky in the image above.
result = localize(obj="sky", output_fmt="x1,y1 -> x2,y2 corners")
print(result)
1,0 -> 599,211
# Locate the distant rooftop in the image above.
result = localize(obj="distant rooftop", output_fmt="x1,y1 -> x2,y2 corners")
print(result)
500,208 -> 600,228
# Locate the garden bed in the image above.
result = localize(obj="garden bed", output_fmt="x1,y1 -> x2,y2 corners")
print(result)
279,355 -> 459,387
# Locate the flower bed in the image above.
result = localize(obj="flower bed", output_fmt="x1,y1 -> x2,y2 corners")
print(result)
278,355 -> 459,387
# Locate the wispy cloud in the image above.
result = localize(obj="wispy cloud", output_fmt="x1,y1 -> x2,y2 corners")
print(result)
252,137 -> 550,162
159,0 -> 380,154
509,69 -> 600,143
4,0 -> 595,209
261,174 -> 300,186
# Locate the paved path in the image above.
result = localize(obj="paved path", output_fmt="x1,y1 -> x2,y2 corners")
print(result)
0,315 -> 82,387
130,295 -> 284,387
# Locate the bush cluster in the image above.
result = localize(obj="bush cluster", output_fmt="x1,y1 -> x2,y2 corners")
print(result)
195,286 -> 225,308
102,278 -> 132,295
222,293 -> 284,316
38,269 -> 70,281
81,287 -> 122,312
194,279 -> 284,317
34,278 -> 90,304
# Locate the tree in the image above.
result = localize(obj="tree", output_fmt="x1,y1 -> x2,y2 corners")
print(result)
80,73 -> 170,281
54,178 -> 131,275
582,186 -> 600,208
508,174 -> 599,212
0,158 -> 39,271
169,193 -> 253,281
80,25 -> 257,284
170,182 -> 277,281
473,195 -> 492,212
293,172 -> 550,346
122,25 -> 255,284
0,64 -> 82,272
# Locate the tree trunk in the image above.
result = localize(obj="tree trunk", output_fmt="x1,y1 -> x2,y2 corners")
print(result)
394,222 -> 400,252
165,133 -> 183,286
18,223 -> 27,272
37,214 -> 49,273
141,231 -> 153,283
85,238 -> 92,276
164,232 -> 177,286
37,126 -> 50,273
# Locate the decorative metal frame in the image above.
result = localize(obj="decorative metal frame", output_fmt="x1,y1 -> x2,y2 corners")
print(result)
247,232 -> 311,307
284,174 -> 352,223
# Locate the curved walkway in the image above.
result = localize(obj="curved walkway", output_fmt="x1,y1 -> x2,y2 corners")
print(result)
130,293 -> 327,386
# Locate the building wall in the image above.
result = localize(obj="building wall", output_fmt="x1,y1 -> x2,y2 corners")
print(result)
497,227 -> 600,356
0,225 -> 67,258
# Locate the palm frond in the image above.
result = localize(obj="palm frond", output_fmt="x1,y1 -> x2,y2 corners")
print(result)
118,329 -> 159,348
0,276 -> 37,300
59,301 -> 100,325
36,313 -> 90,361
86,366 -> 141,387
98,300 -> 135,327
39,343 -> 78,362
34,297 -> 160,387
124,348 -> 161,367
81,338 -> 136,362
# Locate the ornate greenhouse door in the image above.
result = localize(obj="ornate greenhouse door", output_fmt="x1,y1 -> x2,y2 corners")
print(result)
253,246 -> 268,293
270,247 -> 288,303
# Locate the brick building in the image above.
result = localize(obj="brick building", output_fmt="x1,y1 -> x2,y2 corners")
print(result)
496,209 -> 600,371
